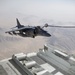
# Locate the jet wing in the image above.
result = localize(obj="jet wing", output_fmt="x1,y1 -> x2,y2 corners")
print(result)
5,26 -> 35,33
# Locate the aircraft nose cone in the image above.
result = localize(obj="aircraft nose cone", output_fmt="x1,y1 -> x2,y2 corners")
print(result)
47,33 -> 51,37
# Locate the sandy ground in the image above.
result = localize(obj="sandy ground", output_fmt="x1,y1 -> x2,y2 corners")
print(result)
0,34 -> 46,60
0,17 -> 75,60
0,17 -> 48,60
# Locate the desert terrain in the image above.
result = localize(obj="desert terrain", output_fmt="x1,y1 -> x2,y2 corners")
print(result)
0,0 -> 75,60
0,15 -> 75,60
0,27 -> 47,60
47,27 -> 75,54
1,23 -> 75,60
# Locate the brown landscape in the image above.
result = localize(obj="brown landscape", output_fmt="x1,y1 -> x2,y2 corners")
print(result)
0,15 -> 75,60
0,23 -> 75,60
0,28 -> 47,60
0,14 -> 49,60
47,27 -> 75,54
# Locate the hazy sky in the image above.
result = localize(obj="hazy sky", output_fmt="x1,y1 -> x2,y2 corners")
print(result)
0,0 -> 75,26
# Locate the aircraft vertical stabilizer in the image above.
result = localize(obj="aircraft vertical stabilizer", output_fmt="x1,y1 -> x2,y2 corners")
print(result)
16,18 -> 21,28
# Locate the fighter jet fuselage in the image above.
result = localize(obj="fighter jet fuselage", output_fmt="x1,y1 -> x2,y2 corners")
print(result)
5,18 -> 51,38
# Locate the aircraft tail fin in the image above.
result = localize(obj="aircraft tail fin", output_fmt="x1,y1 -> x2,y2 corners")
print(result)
16,18 -> 22,28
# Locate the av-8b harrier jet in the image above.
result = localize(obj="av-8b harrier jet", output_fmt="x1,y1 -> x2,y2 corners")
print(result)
5,18 -> 75,38
5,18 -> 51,38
